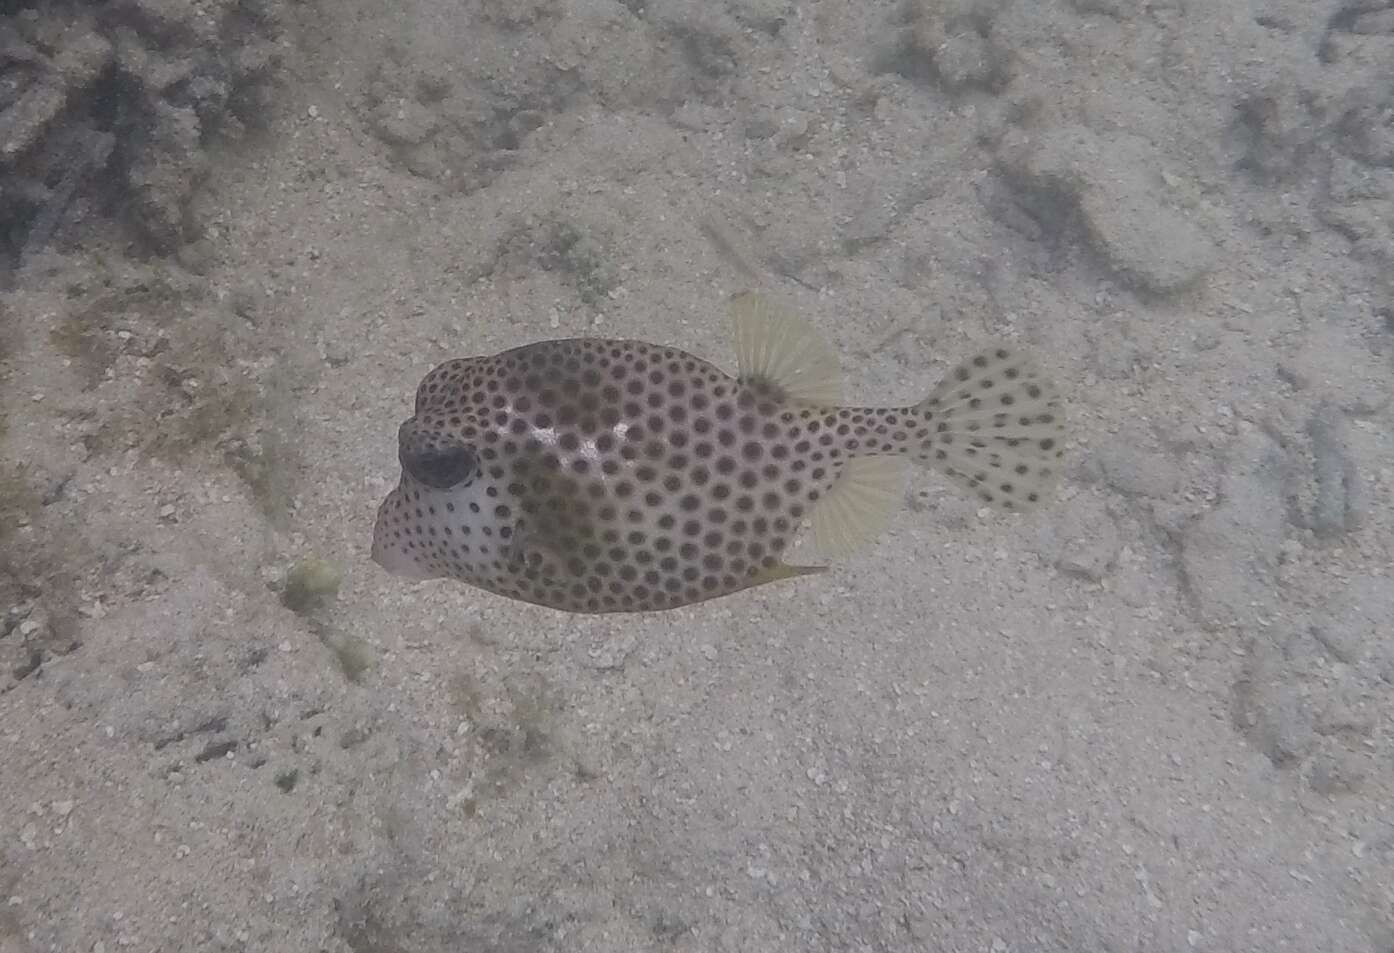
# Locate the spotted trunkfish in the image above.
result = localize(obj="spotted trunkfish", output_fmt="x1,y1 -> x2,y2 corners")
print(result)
371,292 -> 1065,613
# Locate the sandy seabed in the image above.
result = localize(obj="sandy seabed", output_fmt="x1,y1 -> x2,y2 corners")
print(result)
2,1 -> 1393,951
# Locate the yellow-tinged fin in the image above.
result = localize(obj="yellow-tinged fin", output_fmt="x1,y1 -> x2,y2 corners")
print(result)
729,291 -> 842,404
748,562 -> 828,588
810,455 -> 909,558
915,342 -> 1066,511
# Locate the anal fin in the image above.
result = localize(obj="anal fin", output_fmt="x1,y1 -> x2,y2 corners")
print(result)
810,455 -> 908,558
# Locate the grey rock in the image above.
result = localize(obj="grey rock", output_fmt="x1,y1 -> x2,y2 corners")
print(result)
729,0 -> 790,33
1320,574 -> 1394,670
1,4 -> 283,261
1306,406 -> 1365,538
842,184 -> 899,248
744,111 -> 779,140
1339,85 -> 1394,168
369,97 -> 440,146
1306,752 -> 1366,795
934,31 -> 997,91
1376,647 -> 1394,686
0,29 -> 113,161
1244,683 -> 1315,767
1233,78 -> 1326,181
1076,174 -> 1215,295
1067,0 -> 1138,16
1315,691 -> 1376,738
1351,10 -> 1394,34
1234,639 -> 1316,767
1311,623 -> 1360,667
1278,335 -> 1392,415
1179,431 -> 1287,627
1080,445 -> 1181,499
1317,155 -> 1394,263
898,0 -> 1013,93
998,125 -> 1217,295
1037,495 -> 1120,582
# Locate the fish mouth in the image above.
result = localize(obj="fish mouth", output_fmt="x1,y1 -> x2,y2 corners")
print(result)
370,484 -> 440,581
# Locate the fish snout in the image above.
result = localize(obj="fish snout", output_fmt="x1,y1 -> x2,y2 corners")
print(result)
396,418 -> 478,490
370,488 -> 440,580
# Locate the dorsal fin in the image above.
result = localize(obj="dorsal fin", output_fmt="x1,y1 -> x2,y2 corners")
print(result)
810,455 -> 908,558
729,291 -> 842,405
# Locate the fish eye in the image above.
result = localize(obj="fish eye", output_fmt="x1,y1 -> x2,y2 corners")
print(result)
401,443 -> 478,489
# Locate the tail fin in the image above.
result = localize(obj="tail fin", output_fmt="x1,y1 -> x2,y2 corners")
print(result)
914,343 -> 1065,511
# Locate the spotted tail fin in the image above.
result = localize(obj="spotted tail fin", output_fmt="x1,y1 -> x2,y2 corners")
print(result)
914,343 -> 1065,511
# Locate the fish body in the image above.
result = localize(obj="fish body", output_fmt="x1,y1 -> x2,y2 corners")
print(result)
371,293 -> 1064,613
